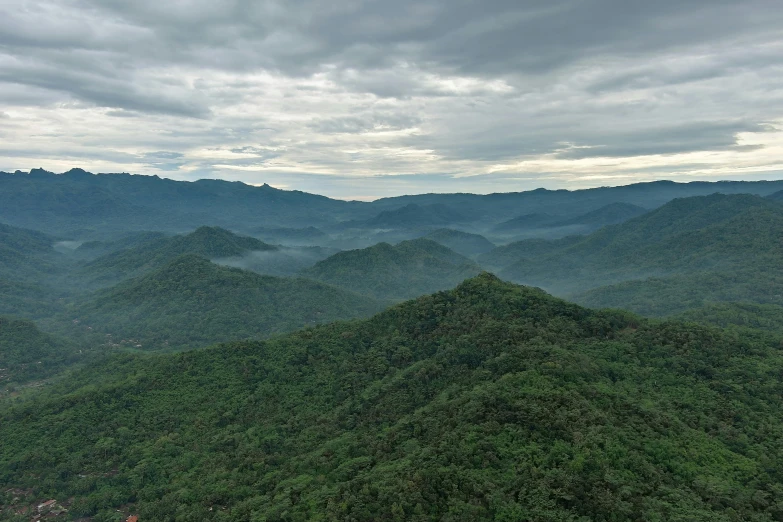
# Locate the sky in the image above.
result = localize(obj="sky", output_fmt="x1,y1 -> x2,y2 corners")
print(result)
1,0 -> 782,200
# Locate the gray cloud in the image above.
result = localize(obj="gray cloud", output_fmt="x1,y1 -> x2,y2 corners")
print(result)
555,121 -> 773,159
0,0 -> 782,197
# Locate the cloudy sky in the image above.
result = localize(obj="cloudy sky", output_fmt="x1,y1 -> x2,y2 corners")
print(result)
1,0 -> 782,199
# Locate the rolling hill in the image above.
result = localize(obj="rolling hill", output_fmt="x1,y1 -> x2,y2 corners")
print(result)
81,226 -> 277,286
0,222 -> 61,281
70,255 -> 384,350
0,316 -> 87,386
499,193 -> 783,294
3,275 -> 783,520
492,212 -> 555,232
423,228 -> 495,256
302,238 -> 482,300
478,235 -> 583,271
550,202 -> 648,229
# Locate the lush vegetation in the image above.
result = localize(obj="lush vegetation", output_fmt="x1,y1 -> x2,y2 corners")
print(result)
303,238 -> 482,300
0,221 -> 61,281
478,235 -> 583,272
72,232 -> 167,260
6,172 -> 783,521
80,226 -> 277,286
0,317 -> 89,387
3,274 -> 783,520
574,268 -> 783,317
679,302 -> 783,334
68,255 -> 384,350
499,194 -> 783,294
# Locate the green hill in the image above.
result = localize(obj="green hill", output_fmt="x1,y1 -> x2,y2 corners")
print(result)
82,226 -> 277,285
574,266 -> 783,317
72,231 -> 167,260
0,222 -> 61,280
70,255 -> 384,350
500,194 -> 783,294
302,238 -> 482,300
423,228 -> 495,256
478,235 -> 583,271
678,302 -> 783,334
551,202 -> 648,228
492,212 -> 555,232
3,275 -> 783,520
0,316 -> 87,386
767,190 -> 783,202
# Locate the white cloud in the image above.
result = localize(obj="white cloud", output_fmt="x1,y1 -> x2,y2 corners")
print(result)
1,0 -> 782,198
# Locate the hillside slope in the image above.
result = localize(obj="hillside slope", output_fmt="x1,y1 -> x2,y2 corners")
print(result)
81,226 -> 277,285
302,238 -> 482,300
423,228 -> 495,256
0,317 -> 86,386
551,202 -> 648,228
500,194 -> 783,294
3,275 -> 783,520
71,255 -> 384,350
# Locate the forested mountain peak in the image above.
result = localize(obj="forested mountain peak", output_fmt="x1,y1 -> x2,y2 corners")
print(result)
303,238 -> 482,300
423,228 -> 495,256
73,254 -> 383,349
82,226 -> 276,285
5,275 -> 783,520
0,316 -> 85,385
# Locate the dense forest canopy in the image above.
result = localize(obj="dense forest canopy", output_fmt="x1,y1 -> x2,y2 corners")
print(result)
3,274 -> 783,520
2,171 -> 783,520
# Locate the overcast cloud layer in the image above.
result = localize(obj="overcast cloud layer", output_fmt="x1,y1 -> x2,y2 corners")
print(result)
1,0 -> 782,199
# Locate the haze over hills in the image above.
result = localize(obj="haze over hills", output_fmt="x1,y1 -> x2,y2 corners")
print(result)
499,194 -> 783,294
68,255 -> 383,350
422,228 -> 496,257
361,203 -> 470,228
4,169 -> 783,240
4,275 -> 783,520
302,238 -> 483,300
549,202 -> 648,230
4,169 -> 783,520
80,226 -> 278,286
0,222 -> 62,281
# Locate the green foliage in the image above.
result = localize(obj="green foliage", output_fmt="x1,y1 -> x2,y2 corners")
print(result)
499,194 -> 783,296
479,235 -> 582,271
678,302 -> 783,333
72,231 -> 167,260
0,316 -> 87,386
0,222 -> 61,281
575,269 -> 783,317
70,255 -> 384,350
81,226 -> 277,286
2,275 -> 783,520
303,238 -> 482,300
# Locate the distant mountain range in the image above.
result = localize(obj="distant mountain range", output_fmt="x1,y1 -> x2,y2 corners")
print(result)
3,168 -> 783,239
